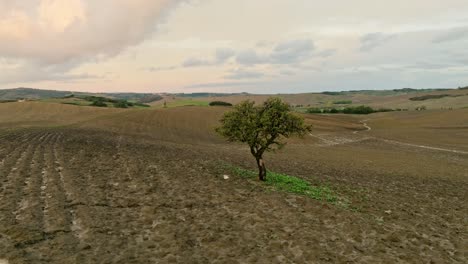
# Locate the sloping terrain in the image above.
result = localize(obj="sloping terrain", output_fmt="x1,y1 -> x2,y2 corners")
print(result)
191,88 -> 468,110
0,103 -> 467,263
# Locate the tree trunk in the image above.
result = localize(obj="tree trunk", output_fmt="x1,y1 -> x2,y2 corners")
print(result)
256,157 -> 267,181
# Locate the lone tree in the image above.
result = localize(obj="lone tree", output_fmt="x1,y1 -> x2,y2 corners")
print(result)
216,98 -> 311,181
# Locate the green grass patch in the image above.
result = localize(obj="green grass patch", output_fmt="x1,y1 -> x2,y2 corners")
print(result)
164,99 -> 209,108
231,166 -> 338,203
333,100 -> 352,104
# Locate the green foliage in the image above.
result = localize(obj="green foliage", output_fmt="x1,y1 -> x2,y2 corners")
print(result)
90,99 -> 107,107
409,94 -> 460,101
164,99 -> 209,107
114,100 -> 129,108
138,94 -> 163,103
216,98 -> 311,156
0,99 -> 17,103
321,91 -> 342,95
333,100 -> 352,104
231,167 -> 337,202
217,98 -> 311,181
306,105 -> 394,115
209,101 -> 233,106
133,102 -> 150,108
342,105 -> 375,114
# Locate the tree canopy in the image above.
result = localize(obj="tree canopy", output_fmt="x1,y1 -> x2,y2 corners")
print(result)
216,98 -> 311,181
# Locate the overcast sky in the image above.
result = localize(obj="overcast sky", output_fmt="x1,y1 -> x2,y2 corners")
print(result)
1,0 -> 468,93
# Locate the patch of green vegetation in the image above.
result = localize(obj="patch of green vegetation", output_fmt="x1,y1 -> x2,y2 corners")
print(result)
165,99 -> 210,108
230,166 -> 337,203
90,99 -> 107,107
321,91 -> 342,96
0,99 -> 17,103
409,94 -> 460,101
306,105 -> 394,115
209,101 -> 233,106
333,100 -> 352,104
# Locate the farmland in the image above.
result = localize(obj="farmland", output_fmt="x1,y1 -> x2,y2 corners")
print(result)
0,102 -> 467,263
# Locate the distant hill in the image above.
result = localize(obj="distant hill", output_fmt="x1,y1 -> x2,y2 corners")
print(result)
0,88 -> 164,103
1,87 -> 467,110
0,88 -> 73,100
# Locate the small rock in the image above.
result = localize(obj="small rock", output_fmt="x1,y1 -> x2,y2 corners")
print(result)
223,175 -> 230,180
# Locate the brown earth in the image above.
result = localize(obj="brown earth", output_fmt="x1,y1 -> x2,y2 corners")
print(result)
0,102 -> 467,263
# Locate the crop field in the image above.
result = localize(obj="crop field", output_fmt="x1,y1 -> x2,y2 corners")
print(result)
0,102 -> 467,263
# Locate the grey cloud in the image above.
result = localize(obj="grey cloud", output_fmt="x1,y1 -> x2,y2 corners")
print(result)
406,62 -> 459,70
359,32 -> 396,52
181,48 -> 235,68
225,69 -> 264,80
215,48 -> 236,63
0,61 -> 101,84
316,49 -> 337,58
177,39 -> 325,69
182,57 -> 212,67
432,26 -> 468,43
236,39 -> 315,65
270,39 -> 315,64
145,66 -> 178,72
185,81 -> 259,89
236,50 -> 269,65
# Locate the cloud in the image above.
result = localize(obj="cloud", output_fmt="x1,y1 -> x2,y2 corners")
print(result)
0,59 -> 101,84
182,57 -> 212,67
215,48 -> 235,63
0,0 -> 185,65
236,49 -> 269,65
236,39 -> 315,65
185,81 -> 259,89
225,69 -> 264,80
316,49 -> 337,58
270,39 -> 315,64
359,32 -> 396,52
432,26 -> 468,43
144,66 -> 178,72
0,0 -> 187,85
180,48 -> 235,68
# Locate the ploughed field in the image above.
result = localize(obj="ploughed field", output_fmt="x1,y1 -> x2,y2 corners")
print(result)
0,103 -> 467,263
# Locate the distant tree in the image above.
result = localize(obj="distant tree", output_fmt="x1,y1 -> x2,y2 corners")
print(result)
90,99 -> 107,107
163,101 -> 167,108
114,100 -> 129,108
209,101 -> 233,106
216,98 -> 311,181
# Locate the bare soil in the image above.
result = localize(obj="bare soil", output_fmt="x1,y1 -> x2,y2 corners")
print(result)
0,103 -> 467,263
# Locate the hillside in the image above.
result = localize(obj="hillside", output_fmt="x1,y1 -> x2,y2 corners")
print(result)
0,102 -> 466,262
0,88 -> 163,103
2,87 -> 468,110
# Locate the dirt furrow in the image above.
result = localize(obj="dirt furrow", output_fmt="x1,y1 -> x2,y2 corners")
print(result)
51,133 -> 91,247
0,130 -> 38,169
41,132 -> 74,234
11,132 -> 53,246
0,131 -> 45,238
